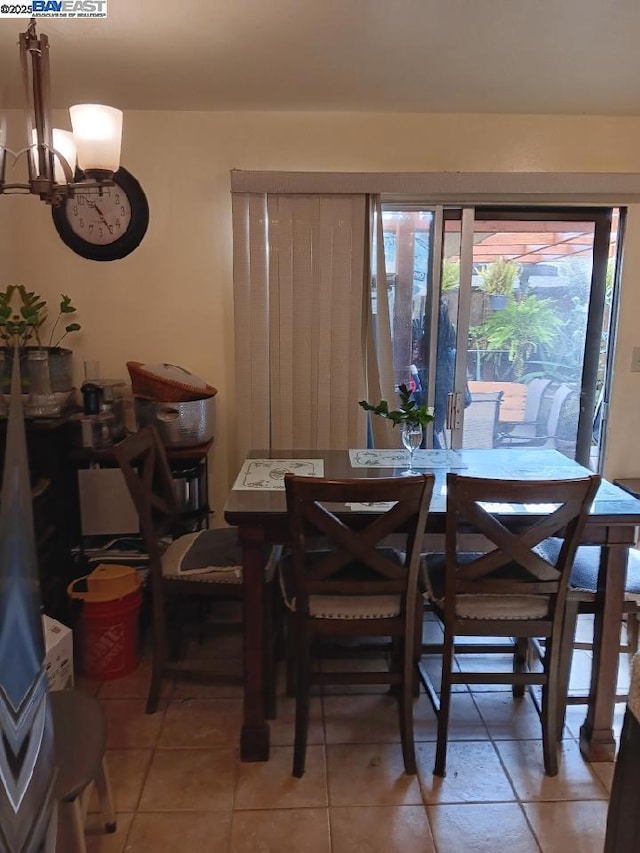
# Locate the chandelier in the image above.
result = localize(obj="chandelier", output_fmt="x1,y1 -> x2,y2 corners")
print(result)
0,18 -> 122,206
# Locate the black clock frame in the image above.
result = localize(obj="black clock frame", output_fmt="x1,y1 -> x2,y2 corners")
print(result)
51,167 -> 149,262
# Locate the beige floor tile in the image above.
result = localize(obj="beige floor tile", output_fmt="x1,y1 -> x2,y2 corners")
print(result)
124,811 -> 233,852
230,808 -> 331,853
85,812 -> 134,853
234,745 -> 328,810
566,649 -> 594,694
455,653 -> 522,693
523,800 -> 608,852
416,741 -> 516,804
319,657 -> 396,695
418,654 -> 468,695
156,697 -> 242,748
326,743 -> 424,807
427,803 -> 539,853
323,693 -> 437,744
172,658 -> 244,699
56,811 -> 130,853
138,748 -> 236,811
102,699 -> 166,749
330,805 -> 436,852
183,630 -> 243,661
269,695 -> 325,747
442,693 -> 491,740
496,739 -> 609,801
100,750 -> 152,812
97,660 -> 173,700
75,675 -> 103,697
591,760 -> 615,793
473,691 -> 547,740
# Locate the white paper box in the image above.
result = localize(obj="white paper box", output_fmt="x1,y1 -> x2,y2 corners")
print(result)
42,615 -> 74,691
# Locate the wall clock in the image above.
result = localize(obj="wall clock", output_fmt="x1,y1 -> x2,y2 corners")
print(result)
51,167 -> 149,262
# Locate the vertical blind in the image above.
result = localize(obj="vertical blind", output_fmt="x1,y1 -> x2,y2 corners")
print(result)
232,192 -> 370,465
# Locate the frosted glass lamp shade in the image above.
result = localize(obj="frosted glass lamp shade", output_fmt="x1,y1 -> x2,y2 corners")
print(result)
69,104 -> 122,175
31,128 -> 76,183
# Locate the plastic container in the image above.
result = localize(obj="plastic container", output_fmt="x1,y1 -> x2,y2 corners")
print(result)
68,564 -> 142,680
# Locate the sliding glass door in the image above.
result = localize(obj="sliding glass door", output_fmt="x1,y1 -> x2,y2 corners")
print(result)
379,204 -> 622,470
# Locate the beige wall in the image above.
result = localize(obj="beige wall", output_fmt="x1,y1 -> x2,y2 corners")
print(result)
5,110 -> 640,519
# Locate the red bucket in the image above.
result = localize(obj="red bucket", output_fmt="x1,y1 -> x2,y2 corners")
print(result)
68,565 -> 142,680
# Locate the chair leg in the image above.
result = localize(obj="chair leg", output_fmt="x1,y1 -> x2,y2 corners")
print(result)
556,599 -> 579,740
94,757 -> 117,833
293,625 -> 311,778
541,636 -> 560,777
68,798 -> 88,853
434,625 -> 455,778
263,582 -> 277,721
512,637 -> 528,698
147,580 -> 168,714
627,612 -> 639,655
398,637 -> 417,775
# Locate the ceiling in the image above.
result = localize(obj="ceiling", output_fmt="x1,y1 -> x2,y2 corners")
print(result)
1,0 -> 640,114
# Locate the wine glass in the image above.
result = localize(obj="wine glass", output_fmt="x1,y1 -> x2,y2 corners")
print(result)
401,422 -> 424,475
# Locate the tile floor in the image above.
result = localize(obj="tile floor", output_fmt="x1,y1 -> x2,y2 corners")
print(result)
73,613 -> 632,853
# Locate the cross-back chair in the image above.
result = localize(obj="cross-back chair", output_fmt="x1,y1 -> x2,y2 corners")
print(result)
114,425 -> 278,714
420,472 -> 600,777
282,473 -> 434,778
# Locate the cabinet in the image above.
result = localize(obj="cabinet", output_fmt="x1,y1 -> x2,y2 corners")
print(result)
0,415 -> 79,619
0,414 -> 213,620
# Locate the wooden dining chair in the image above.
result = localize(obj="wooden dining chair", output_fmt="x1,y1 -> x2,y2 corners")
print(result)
420,472 -> 600,777
114,425 -> 280,715
282,473 -> 434,778
533,538 -> 640,735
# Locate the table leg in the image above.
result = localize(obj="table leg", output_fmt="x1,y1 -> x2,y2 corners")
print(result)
580,544 -> 626,762
239,526 -> 270,762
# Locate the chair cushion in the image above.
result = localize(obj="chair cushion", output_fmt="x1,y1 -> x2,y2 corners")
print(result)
279,549 -> 404,620
423,553 -> 550,620
536,538 -> 640,599
162,527 -> 279,585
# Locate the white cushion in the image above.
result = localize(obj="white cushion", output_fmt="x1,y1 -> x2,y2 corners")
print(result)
308,594 -> 401,620
431,593 -> 550,620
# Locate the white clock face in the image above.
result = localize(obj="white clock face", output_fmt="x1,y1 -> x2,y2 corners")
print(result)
66,186 -> 132,245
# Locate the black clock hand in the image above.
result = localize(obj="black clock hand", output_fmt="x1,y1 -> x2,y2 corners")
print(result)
92,202 -> 114,234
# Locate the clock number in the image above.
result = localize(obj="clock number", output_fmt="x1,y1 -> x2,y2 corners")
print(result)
115,193 -> 120,204
121,205 -> 126,216
98,226 -> 103,238
79,218 -> 84,229
89,223 -> 94,234
73,204 -> 78,216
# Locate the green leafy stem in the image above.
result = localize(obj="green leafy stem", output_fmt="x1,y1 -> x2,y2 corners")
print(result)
359,383 -> 434,429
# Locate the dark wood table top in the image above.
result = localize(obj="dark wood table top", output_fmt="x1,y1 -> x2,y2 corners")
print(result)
224,448 -> 640,527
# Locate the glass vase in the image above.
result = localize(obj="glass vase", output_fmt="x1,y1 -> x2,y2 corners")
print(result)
25,349 -> 60,417
401,422 -> 423,475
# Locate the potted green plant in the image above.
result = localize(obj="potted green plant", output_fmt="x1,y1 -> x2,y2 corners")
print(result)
0,285 -> 81,392
477,257 -> 520,309
359,384 -> 434,471
471,294 -> 562,378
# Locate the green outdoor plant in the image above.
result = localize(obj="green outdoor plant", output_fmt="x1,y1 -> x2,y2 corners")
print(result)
359,383 -> 434,429
471,294 -> 562,377
0,285 -> 81,349
477,256 -> 520,296
441,259 -> 460,292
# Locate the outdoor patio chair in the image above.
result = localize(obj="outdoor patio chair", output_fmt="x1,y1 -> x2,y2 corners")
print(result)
462,390 -> 503,448
496,382 -> 571,448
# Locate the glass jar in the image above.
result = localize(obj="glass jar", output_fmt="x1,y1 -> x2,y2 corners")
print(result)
25,349 -> 60,417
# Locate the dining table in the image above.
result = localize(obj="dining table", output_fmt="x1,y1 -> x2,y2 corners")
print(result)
223,446 -> 640,763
